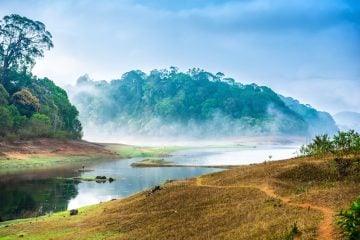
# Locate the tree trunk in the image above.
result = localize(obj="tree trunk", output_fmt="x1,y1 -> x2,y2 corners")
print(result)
1,59 -> 9,86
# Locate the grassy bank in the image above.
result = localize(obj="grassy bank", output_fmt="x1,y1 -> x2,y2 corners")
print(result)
0,140 -> 183,175
0,154 -> 112,175
130,158 -> 237,168
104,144 -> 183,158
1,155 -> 358,239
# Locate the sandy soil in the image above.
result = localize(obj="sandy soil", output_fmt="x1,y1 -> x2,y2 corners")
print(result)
0,139 -> 113,160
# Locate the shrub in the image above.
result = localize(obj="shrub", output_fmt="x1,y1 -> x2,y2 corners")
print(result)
333,130 -> 360,155
285,222 -> 301,240
333,158 -> 353,178
277,162 -> 337,182
300,130 -> 360,157
0,84 -> 9,105
18,113 -> 53,139
11,89 -> 40,117
337,197 -> 360,240
29,113 -> 52,137
0,106 -> 13,136
53,130 -> 72,140
300,134 -> 333,157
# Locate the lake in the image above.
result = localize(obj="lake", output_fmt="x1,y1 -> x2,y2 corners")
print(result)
0,145 -> 299,221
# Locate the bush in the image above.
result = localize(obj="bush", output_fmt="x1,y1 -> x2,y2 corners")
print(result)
285,222 -> 301,240
334,158 -> 353,178
11,89 -> 40,117
333,130 -> 360,156
277,162 -> 337,182
337,197 -> 360,240
17,113 -> 53,139
300,130 -> 360,157
0,84 -> 9,105
0,106 -> 13,136
300,134 -> 333,157
29,113 -> 52,137
53,131 -> 72,140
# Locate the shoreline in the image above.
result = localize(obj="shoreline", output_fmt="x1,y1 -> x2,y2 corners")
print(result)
131,163 -> 241,169
0,139 -> 183,176
0,153 -> 359,239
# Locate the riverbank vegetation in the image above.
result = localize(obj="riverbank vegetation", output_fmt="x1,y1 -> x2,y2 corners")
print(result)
300,130 -> 360,157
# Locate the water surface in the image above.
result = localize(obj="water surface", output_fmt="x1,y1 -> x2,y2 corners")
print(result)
0,145 -> 298,221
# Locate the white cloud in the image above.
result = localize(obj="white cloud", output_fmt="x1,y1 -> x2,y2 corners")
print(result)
1,0 -> 359,112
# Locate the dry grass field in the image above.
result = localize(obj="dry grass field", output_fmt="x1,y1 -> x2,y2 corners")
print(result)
0,155 -> 359,239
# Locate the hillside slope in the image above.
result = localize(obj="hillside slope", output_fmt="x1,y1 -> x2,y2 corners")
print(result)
280,96 -> 338,136
68,68 -> 338,139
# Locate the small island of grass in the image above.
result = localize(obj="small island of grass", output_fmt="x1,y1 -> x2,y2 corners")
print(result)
57,176 -> 116,183
131,158 -> 173,167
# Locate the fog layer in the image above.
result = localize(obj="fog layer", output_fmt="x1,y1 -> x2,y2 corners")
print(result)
66,68 -> 338,144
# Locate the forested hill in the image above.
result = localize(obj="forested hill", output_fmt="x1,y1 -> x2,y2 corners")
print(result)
0,14 -> 82,140
0,73 -> 82,140
69,68 -> 338,139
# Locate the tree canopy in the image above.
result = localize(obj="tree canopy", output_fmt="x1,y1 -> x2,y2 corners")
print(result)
0,14 -> 53,87
0,14 -> 81,140
70,68 -> 338,138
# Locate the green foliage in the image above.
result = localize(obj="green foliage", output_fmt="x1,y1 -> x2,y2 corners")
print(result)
284,222 -> 301,240
333,130 -> 360,156
0,14 -> 53,86
300,130 -> 360,157
0,83 -> 9,105
0,106 -> 13,136
1,75 -> 83,140
300,134 -> 333,157
280,95 -> 338,136
23,113 -> 52,138
0,14 -> 82,140
72,68 -> 326,137
337,197 -> 360,240
11,89 -> 40,117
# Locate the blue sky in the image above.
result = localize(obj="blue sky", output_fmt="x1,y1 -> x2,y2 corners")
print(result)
0,0 -> 359,114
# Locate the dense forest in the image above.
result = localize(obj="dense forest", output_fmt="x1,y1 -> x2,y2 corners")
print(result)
0,14 -> 82,140
69,68 -> 338,139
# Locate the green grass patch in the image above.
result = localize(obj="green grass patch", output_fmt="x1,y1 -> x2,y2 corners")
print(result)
131,158 -> 173,167
0,154 -> 111,175
105,144 -> 183,158
56,176 -> 117,182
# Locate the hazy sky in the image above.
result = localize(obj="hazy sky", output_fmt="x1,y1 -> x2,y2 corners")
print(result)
0,0 -> 359,114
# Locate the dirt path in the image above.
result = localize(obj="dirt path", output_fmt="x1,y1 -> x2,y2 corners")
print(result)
195,177 -> 334,240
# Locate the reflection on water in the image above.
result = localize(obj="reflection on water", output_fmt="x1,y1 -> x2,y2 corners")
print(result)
67,158 -> 219,209
0,178 -> 78,221
0,145 -> 298,221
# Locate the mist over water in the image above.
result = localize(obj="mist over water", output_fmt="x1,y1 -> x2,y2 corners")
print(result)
66,70 -> 338,143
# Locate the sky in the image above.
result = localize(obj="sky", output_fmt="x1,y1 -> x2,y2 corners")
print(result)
0,0 -> 359,114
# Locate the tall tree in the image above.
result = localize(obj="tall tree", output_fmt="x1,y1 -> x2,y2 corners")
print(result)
0,14 -> 53,85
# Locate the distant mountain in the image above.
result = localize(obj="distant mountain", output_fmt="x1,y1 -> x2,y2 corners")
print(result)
279,96 -> 338,136
333,111 -> 360,132
68,68 -> 338,139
